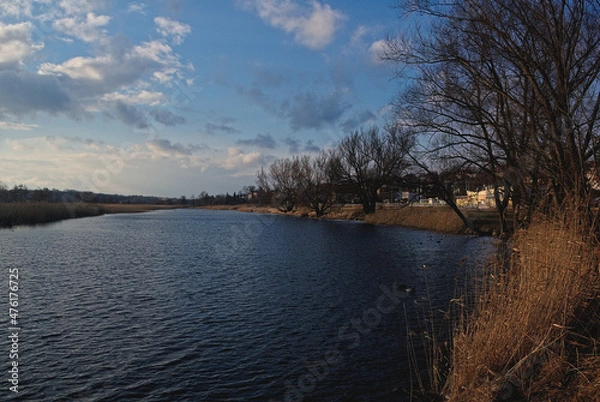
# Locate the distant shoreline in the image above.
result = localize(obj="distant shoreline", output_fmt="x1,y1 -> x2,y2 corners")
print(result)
200,204 -> 499,235
0,203 -> 181,228
1,202 -> 499,234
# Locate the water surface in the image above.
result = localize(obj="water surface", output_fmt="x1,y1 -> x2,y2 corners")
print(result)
1,209 -> 491,401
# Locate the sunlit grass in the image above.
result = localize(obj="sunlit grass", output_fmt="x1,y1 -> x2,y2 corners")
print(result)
365,206 -> 466,234
442,209 -> 600,401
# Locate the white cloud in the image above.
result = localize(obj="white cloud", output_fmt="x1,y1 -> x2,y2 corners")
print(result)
119,139 -> 209,169
0,121 -> 38,131
368,39 -> 387,64
58,0 -> 107,15
0,0 -> 50,18
221,147 -> 263,170
0,135 -> 209,192
0,22 -> 44,67
0,134 -> 260,195
102,90 -> 164,106
154,17 -> 191,45
39,55 -> 111,80
4,16 -> 193,123
39,40 -> 185,87
132,40 -> 181,69
241,0 -> 345,50
0,136 -> 117,190
53,12 -> 111,43
127,2 -> 146,15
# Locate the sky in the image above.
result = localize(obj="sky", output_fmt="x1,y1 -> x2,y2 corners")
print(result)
0,0 -> 403,197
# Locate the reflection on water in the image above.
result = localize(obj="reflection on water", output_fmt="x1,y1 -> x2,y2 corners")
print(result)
1,209 -> 492,401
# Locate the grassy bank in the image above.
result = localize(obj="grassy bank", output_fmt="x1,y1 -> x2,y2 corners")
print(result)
365,206 -> 504,234
0,203 -> 180,228
202,204 -> 501,234
200,204 -> 367,221
365,206 -> 466,234
440,212 -> 600,401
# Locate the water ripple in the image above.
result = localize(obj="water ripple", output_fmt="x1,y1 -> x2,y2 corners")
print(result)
1,209 -> 492,401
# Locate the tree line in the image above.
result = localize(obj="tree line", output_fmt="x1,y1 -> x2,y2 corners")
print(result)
255,125 -> 429,216
383,0 -> 600,233
0,183 -> 181,205
257,0 -> 600,235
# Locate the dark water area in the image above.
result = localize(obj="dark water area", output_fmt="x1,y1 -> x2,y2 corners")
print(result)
1,209 -> 492,401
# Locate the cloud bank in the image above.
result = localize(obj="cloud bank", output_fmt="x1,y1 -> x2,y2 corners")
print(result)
239,0 -> 345,50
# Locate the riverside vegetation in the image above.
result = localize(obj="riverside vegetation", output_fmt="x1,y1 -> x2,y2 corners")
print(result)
203,203 -> 501,235
0,184 -> 186,228
0,202 -> 180,228
440,207 -> 600,402
206,203 -> 600,400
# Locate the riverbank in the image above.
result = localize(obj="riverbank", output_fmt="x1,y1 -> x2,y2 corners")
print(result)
200,204 -> 499,234
440,211 -> 600,401
204,203 -> 600,400
200,203 -> 367,221
0,202 -> 181,228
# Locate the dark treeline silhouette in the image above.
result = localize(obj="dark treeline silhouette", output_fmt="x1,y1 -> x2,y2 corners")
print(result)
0,183 -> 180,205
188,191 -> 250,207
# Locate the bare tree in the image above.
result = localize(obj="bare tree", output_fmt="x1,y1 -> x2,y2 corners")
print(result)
255,167 -> 274,206
294,152 -> 338,217
256,158 -> 300,212
386,0 -> 600,230
0,181 -> 7,203
332,126 -> 411,214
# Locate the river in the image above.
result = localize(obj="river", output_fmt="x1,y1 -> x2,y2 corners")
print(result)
1,208 -> 492,401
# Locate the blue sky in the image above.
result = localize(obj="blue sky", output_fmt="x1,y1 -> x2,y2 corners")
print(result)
0,0 -> 401,197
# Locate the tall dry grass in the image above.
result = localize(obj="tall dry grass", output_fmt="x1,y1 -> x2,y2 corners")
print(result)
443,209 -> 600,401
365,206 -> 466,234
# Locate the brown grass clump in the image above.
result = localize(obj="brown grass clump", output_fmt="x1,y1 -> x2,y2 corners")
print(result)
365,206 -> 466,234
202,203 -> 367,221
443,211 -> 600,401
200,204 -> 282,214
320,204 -> 365,221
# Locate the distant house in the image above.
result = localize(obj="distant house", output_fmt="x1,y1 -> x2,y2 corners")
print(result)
246,191 -> 260,202
418,197 -> 446,206
463,185 -> 502,208
401,190 -> 420,204
455,195 -> 469,207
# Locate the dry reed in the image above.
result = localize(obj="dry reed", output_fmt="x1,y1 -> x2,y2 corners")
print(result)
443,209 -> 600,401
202,203 -> 367,221
365,206 -> 466,234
